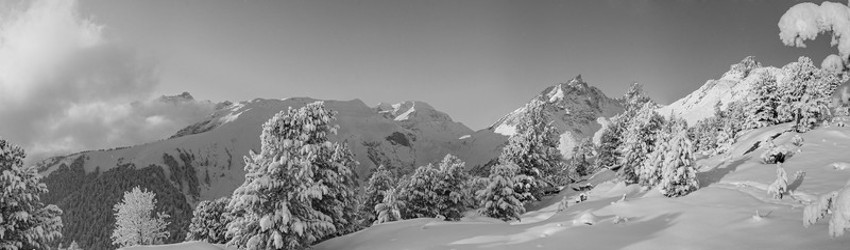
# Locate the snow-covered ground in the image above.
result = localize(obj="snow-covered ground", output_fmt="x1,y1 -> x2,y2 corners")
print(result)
311,123 -> 850,250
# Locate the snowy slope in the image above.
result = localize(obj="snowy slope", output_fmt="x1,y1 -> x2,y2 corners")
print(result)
313,121 -> 850,250
658,56 -> 786,125
460,75 -> 623,165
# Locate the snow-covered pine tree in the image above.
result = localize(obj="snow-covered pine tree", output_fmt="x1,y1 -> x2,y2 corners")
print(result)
570,138 -> 595,177
767,164 -> 789,199
323,142 -> 361,235
624,82 -> 654,110
595,114 -> 626,170
690,116 -> 721,154
498,100 -> 564,202
432,154 -> 472,221
618,102 -> 664,184
397,163 -> 440,219
360,165 -> 396,225
111,186 -> 171,248
778,57 -> 817,124
0,139 -> 63,250
396,154 -> 471,221
639,117 -> 684,187
747,73 -> 781,129
659,125 -> 700,197
599,82 -> 655,170
373,187 -> 404,225
186,197 -> 232,244
476,163 -> 527,222
226,102 -> 359,250
796,69 -> 839,132
715,101 -> 747,154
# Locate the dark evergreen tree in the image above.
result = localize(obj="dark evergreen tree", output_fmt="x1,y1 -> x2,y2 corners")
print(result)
747,73 -> 781,129
360,165 -> 396,226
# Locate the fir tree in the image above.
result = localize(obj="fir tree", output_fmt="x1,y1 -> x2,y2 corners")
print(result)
690,116 -> 721,154
595,115 -> 626,170
624,82 -> 653,110
716,101 -> 747,154
659,127 -> 700,197
778,57 -> 817,124
398,163 -> 440,219
397,154 -> 471,221
476,163 -> 527,222
0,139 -> 63,250
432,154 -> 472,221
570,138 -> 595,177
747,73 -> 781,129
639,117 -> 683,187
373,187 -> 404,225
618,102 -> 664,184
797,71 -> 838,132
226,102 -> 359,250
360,165 -> 396,225
186,197 -> 232,244
498,100 -> 564,202
111,186 -> 171,248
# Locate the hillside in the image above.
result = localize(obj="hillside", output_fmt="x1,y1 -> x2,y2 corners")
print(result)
658,56 -> 785,124
313,121 -> 850,250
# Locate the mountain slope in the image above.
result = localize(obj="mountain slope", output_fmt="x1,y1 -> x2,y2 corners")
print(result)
657,56 -> 786,124
314,122 -> 850,250
36,97 -> 475,249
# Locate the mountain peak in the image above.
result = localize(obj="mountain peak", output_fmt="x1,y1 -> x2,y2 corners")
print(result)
491,76 -> 623,138
569,74 -> 583,84
724,56 -> 762,79
658,56 -> 782,124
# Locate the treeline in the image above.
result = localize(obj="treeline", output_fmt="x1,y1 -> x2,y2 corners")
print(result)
41,155 -> 196,250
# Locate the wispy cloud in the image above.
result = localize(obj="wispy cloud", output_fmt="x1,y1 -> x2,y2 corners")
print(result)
0,0 -> 216,162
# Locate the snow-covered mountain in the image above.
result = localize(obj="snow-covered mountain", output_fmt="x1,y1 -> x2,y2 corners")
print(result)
657,56 -> 786,124
462,75 -> 623,163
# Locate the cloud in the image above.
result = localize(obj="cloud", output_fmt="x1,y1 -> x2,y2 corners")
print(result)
0,0 -> 216,162
778,1 -> 850,68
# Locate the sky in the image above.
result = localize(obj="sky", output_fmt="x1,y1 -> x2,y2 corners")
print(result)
0,0 -> 842,160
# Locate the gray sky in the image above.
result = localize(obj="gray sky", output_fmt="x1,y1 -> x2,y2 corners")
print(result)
71,0 -> 836,130
1,0 -> 841,160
